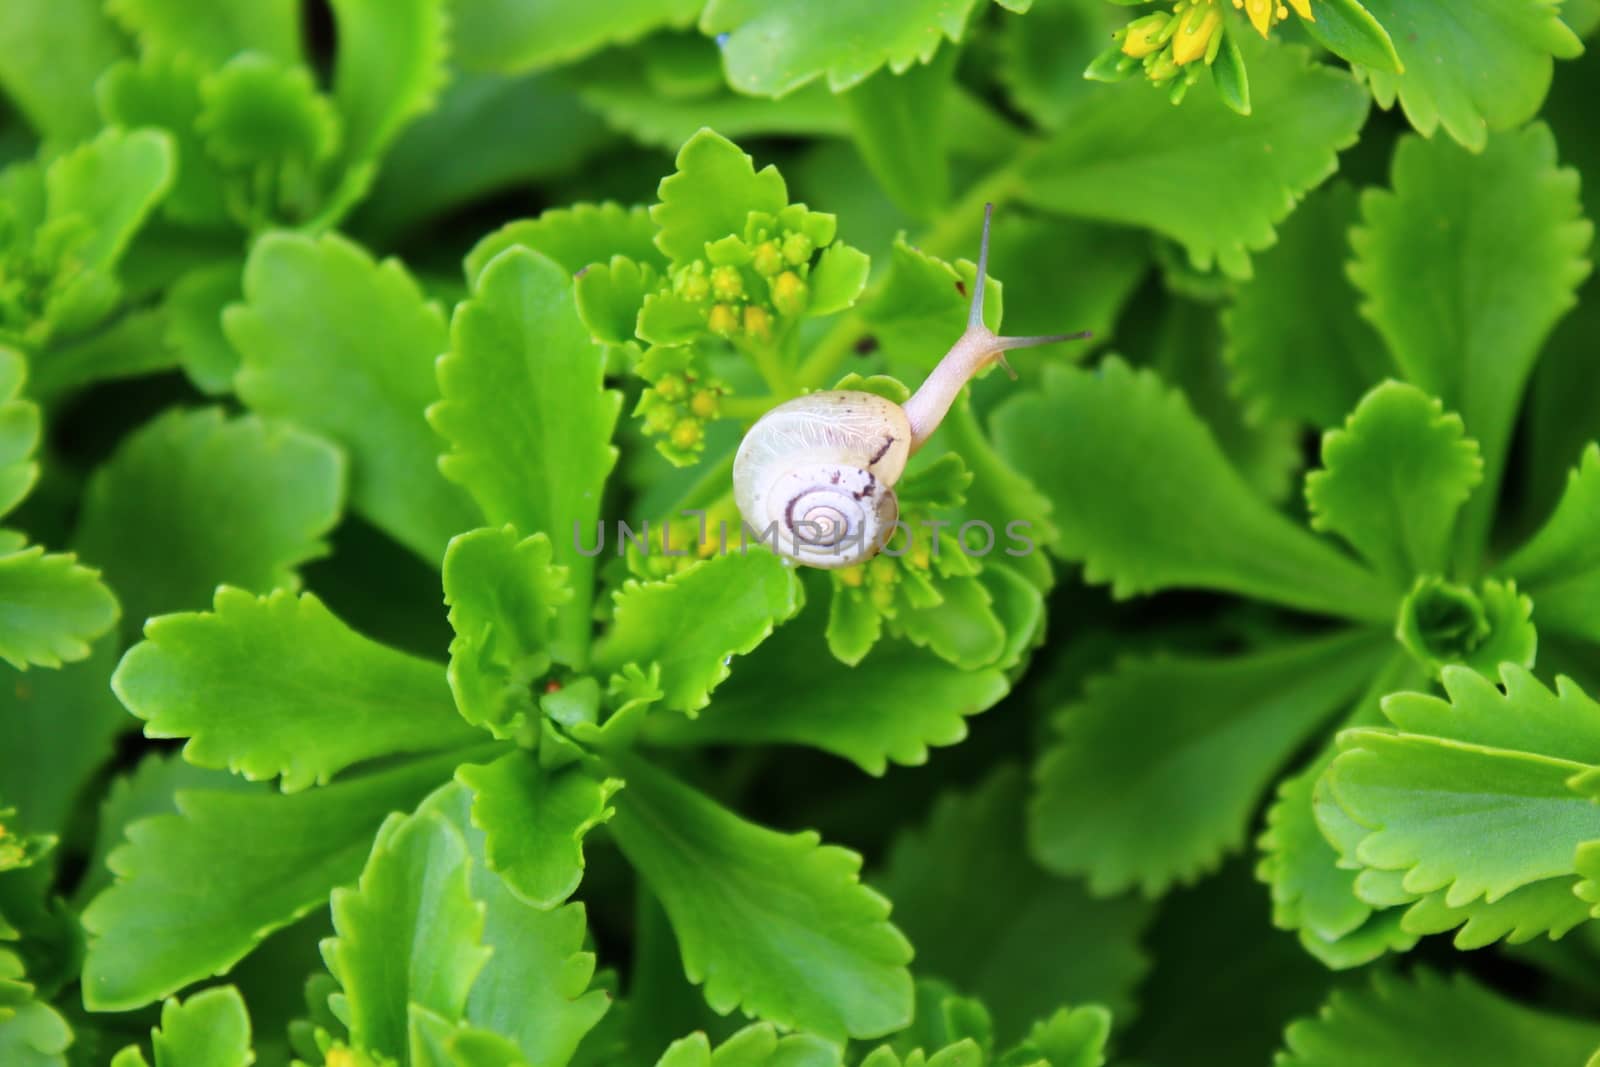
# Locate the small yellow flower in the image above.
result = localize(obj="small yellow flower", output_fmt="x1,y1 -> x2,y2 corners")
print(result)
707,303 -> 738,336
772,271 -> 808,317
742,304 -> 773,340
1121,12 -> 1171,57
752,240 -> 783,276
670,418 -> 703,451
1233,0 -> 1313,38
689,387 -> 720,419
1171,2 -> 1221,64
711,264 -> 744,302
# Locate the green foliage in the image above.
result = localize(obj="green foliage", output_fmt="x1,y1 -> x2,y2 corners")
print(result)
2,2 -> 1598,1063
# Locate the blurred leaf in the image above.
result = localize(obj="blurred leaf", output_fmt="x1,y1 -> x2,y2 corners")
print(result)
452,0 -> 702,74
1222,182 -> 1390,428
1018,39 -> 1368,279
0,0 -> 125,143
607,754 -> 913,1041
112,587 -> 480,792
1502,443 -> 1600,645
96,54 -> 230,227
1348,123 -> 1592,568
80,748 -> 467,1011
328,0 -> 449,167
1355,0 -> 1582,151
229,231 -> 477,563
840,50 -> 954,220
881,769 -> 1151,1039
108,0 -> 302,66
595,552 -> 803,716
1278,970 -> 1600,1066
700,0 -> 1020,96
991,360 -> 1395,622
75,408 -> 345,636
1030,629 -> 1388,896
433,248 -> 622,658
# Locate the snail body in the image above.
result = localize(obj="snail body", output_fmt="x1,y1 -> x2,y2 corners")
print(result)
734,205 -> 1088,568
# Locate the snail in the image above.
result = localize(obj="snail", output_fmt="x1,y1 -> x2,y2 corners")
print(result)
733,204 -> 1089,568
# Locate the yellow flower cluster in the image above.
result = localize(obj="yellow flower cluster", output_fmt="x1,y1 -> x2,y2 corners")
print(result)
1115,0 -> 1312,86
668,223 -> 814,344
636,368 -> 724,459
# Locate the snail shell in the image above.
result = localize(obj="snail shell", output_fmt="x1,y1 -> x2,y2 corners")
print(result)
732,391 -> 911,568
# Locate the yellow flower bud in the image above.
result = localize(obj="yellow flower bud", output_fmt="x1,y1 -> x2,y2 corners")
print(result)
752,240 -> 783,276
742,304 -> 773,340
780,231 -> 813,266
670,418 -> 703,451
655,373 -> 687,400
772,271 -> 808,316
870,583 -> 895,610
837,565 -> 865,588
711,264 -> 744,301
689,388 -> 720,419
1120,12 -> 1170,58
707,303 -> 738,336
1171,3 -> 1221,64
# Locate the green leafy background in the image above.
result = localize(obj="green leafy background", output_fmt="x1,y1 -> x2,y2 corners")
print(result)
0,0 -> 1598,1065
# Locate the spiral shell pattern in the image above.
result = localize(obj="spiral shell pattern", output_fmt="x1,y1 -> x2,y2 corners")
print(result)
733,391 -> 912,568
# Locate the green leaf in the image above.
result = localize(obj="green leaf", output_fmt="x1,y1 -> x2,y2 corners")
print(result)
606,754 -> 913,1041
882,769 -> 1150,1039
1277,969 -> 1600,1066
1031,629 -> 1389,896
328,0 -> 449,168
990,360 -> 1395,623
807,242 -> 872,318
324,809 -> 491,1061
650,130 -> 789,265
1305,383 -> 1482,583
162,260 -> 242,394
0,636 -> 126,843
644,599 -> 1008,774
652,1023 -> 840,1067
1222,182 -> 1391,428
840,50 -> 954,220
464,202 -> 665,289
74,408 -> 344,636
228,231 -> 477,563
45,126 -> 174,281
700,0 -> 1016,96
1348,124 -> 1592,567
197,53 -> 341,169
108,0 -> 302,66
433,248 -> 622,660
80,748 -> 468,1011
112,587 -> 481,792
0,1000 -> 71,1067
1394,576 -> 1537,678
594,551 -> 802,716
113,986 -> 254,1067
97,55 -> 230,227
0,349 -> 39,519
863,238 -> 1000,378
1017,38 -> 1369,279
444,527 -> 574,735
452,0 -> 702,74
1300,0 -> 1402,72
1327,728 -> 1600,905
421,783 -> 612,1067
455,753 -> 619,909
1502,443 -> 1600,644
1010,1005 -> 1112,1067
1354,0 -> 1582,151
0,0 -> 125,143
0,545 -> 119,670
